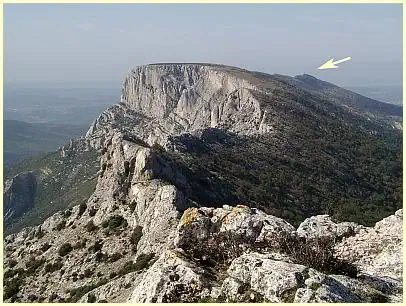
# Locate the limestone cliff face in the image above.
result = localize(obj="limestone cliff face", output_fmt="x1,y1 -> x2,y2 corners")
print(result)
121,64 -> 257,121
83,64 -> 276,151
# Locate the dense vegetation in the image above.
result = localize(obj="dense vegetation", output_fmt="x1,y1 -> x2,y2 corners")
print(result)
159,88 -> 402,227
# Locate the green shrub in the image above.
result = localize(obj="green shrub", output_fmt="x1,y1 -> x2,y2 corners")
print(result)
25,256 -> 46,274
134,253 -> 156,270
40,242 -> 51,252
88,240 -> 103,253
101,215 -> 127,235
89,207 -> 97,217
183,231 -> 251,267
4,269 -> 14,279
3,278 -> 22,301
58,243 -> 73,257
78,201 -> 87,217
44,260 -> 63,273
118,253 -> 155,276
151,142 -> 165,152
35,228 -> 45,239
84,268 -> 93,278
4,268 -> 20,279
56,220 -> 66,231
128,201 -> 137,213
88,293 -> 96,303
63,208 -> 72,218
49,293 -> 58,302
73,239 -> 87,250
278,235 -> 358,276
71,272 -> 78,282
94,251 -> 108,263
108,215 -> 125,230
109,252 -> 123,263
130,226 -> 143,246
8,259 -> 18,268
67,278 -> 108,302
28,294 -> 38,302
109,272 -> 117,279
85,220 -> 98,232
118,261 -> 137,276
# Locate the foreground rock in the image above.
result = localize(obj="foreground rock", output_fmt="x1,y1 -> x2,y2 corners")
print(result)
3,200 -> 402,303
335,209 -> 403,281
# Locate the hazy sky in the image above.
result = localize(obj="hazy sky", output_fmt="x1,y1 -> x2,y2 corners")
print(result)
4,4 -> 403,87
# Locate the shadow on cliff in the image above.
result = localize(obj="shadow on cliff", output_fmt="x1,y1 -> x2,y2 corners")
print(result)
155,126 -> 401,228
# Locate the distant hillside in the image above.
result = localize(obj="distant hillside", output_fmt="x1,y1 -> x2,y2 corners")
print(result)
273,74 -> 402,117
3,86 -> 118,125
4,120 -> 87,166
344,85 -> 403,106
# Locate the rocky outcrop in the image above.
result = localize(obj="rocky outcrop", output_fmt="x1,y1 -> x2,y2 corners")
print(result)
3,168 -> 403,304
296,215 -> 367,240
128,250 -> 211,303
126,207 -> 403,303
335,209 -> 403,281
174,205 -> 296,252
3,172 -> 37,222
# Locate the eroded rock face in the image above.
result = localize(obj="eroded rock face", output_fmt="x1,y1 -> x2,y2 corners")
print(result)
83,64 -> 279,153
226,253 -> 308,302
174,205 -> 296,251
3,130 -> 187,303
335,209 -> 403,281
128,250 -> 211,303
121,65 -> 260,126
297,215 -> 367,241
3,172 -> 37,222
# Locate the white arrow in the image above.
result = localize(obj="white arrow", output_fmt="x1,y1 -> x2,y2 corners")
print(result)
317,56 -> 352,70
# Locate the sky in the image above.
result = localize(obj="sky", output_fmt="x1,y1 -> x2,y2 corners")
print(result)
4,3 -> 403,88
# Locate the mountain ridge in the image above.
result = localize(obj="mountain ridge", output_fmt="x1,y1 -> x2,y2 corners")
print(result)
3,63 -> 402,303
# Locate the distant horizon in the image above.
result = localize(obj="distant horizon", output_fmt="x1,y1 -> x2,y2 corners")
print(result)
4,72 -> 402,109
3,65 -> 404,89
4,74 -> 403,89
5,4 -> 402,88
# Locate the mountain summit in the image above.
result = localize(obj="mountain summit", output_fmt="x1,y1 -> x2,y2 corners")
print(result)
3,63 -> 402,303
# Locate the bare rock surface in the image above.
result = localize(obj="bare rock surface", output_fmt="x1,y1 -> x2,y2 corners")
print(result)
335,209 -> 403,281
